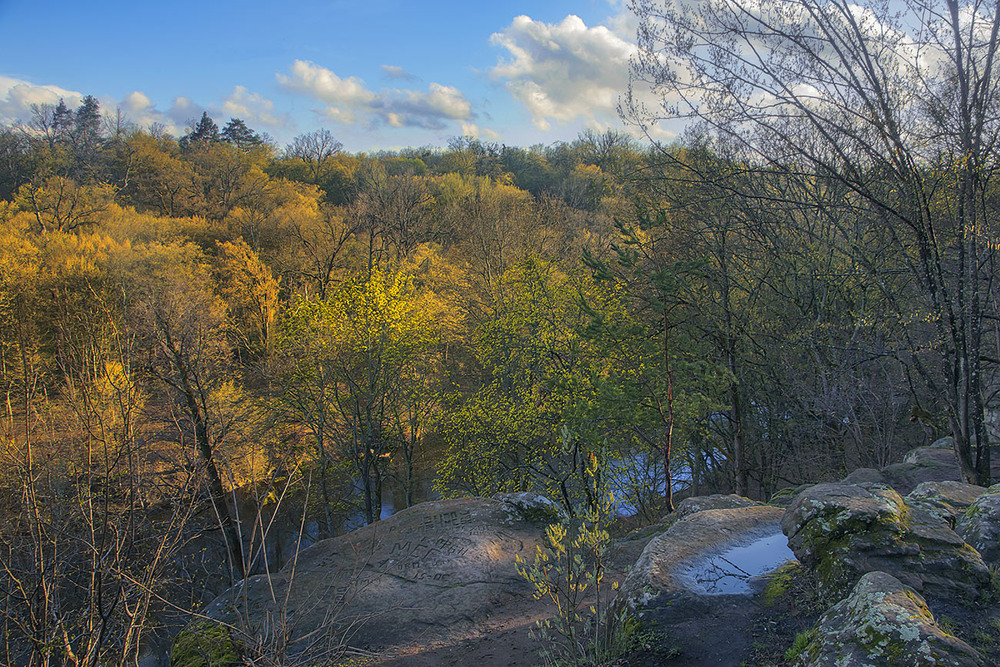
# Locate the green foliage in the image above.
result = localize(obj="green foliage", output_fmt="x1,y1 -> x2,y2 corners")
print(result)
784,628 -> 816,664
516,456 -> 630,666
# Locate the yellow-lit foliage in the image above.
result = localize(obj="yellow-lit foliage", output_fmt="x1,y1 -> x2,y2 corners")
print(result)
216,239 -> 280,357
209,380 -> 273,488
14,176 -> 116,233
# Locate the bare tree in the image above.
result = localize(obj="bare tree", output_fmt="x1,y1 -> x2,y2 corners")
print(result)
286,129 -> 343,183
627,0 -> 1000,484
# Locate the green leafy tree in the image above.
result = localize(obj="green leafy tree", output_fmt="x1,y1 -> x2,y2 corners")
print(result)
275,269 -> 441,527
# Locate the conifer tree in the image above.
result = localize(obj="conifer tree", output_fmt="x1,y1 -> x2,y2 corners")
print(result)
179,112 -> 219,150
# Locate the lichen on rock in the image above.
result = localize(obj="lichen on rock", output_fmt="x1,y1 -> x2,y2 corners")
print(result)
956,483 -> 1000,566
792,571 -> 984,666
781,482 -> 989,598
170,619 -> 240,667
906,481 -> 984,528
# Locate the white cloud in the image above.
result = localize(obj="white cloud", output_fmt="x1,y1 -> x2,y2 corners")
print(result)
277,60 -> 376,124
375,82 -> 471,129
278,59 -> 474,130
381,65 -> 417,81
489,15 -> 636,130
460,121 -> 503,142
220,85 -> 288,128
167,96 -> 205,128
120,91 -> 171,131
0,76 -> 84,124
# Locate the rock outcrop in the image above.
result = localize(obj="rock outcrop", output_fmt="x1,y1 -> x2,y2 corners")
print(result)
620,504 -> 787,608
671,493 -> 759,520
793,571 -> 984,666
905,481 -> 985,527
880,437 -> 965,495
171,496 -> 554,665
781,482 -> 989,598
956,483 -> 1000,566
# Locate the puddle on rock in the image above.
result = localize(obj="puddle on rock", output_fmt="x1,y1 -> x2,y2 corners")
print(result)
678,530 -> 795,596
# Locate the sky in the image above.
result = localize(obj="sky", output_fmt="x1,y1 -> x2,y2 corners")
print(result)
0,0 -> 658,152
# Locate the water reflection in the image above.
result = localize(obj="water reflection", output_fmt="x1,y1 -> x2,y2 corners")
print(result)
678,531 -> 794,595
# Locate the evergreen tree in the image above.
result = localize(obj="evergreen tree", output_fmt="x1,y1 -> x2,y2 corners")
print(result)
52,99 -> 74,142
73,95 -> 102,147
179,112 -> 219,150
220,118 -> 262,152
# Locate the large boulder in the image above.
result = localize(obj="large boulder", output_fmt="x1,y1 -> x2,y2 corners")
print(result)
841,468 -> 890,486
881,437 -> 964,495
792,571 -> 983,666
170,496 -> 553,664
905,481 -> 985,527
781,482 -> 989,597
956,483 -> 1000,566
672,493 -> 759,520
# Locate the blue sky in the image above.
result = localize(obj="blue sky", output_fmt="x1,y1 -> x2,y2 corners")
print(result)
0,0 -> 656,151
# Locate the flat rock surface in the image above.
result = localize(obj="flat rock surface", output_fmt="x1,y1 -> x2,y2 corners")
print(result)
672,493 -> 759,520
178,497 -> 555,661
623,505 -> 786,601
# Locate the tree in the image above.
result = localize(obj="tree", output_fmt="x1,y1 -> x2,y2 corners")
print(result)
585,208 -> 726,512
13,175 -> 115,233
179,112 -> 220,150
352,160 -> 433,270
436,260 -> 614,513
221,118 -> 263,152
285,129 -> 343,183
216,238 -> 280,360
115,131 -> 201,216
53,99 -> 74,141
275,270 -> 440,527
73,95 -> 102,147
627,0 -> 1000,485
126,242 -> 246,576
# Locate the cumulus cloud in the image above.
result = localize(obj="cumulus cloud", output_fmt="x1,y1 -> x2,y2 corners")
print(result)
120,91 -> 173,131
0,77 -> 190,137
221,85 -> 289,128
278,59 -> 473,130
166,96 -> 205,128
489,15 -> 636,130
460,121 -> 503,142
277,60 -> 376,124
0,76 -> 84,124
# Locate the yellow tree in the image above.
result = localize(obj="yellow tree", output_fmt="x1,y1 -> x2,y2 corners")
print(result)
275,269 -> 440,528
126,242 -> 245,575
13,175 -> 115,233
216,239 -> 280,360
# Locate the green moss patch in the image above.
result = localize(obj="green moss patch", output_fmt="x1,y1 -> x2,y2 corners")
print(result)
170,619 -> 240,667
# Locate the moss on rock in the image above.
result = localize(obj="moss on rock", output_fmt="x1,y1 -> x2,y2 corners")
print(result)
170,619 -> 240,667
793,572 -> 984,666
